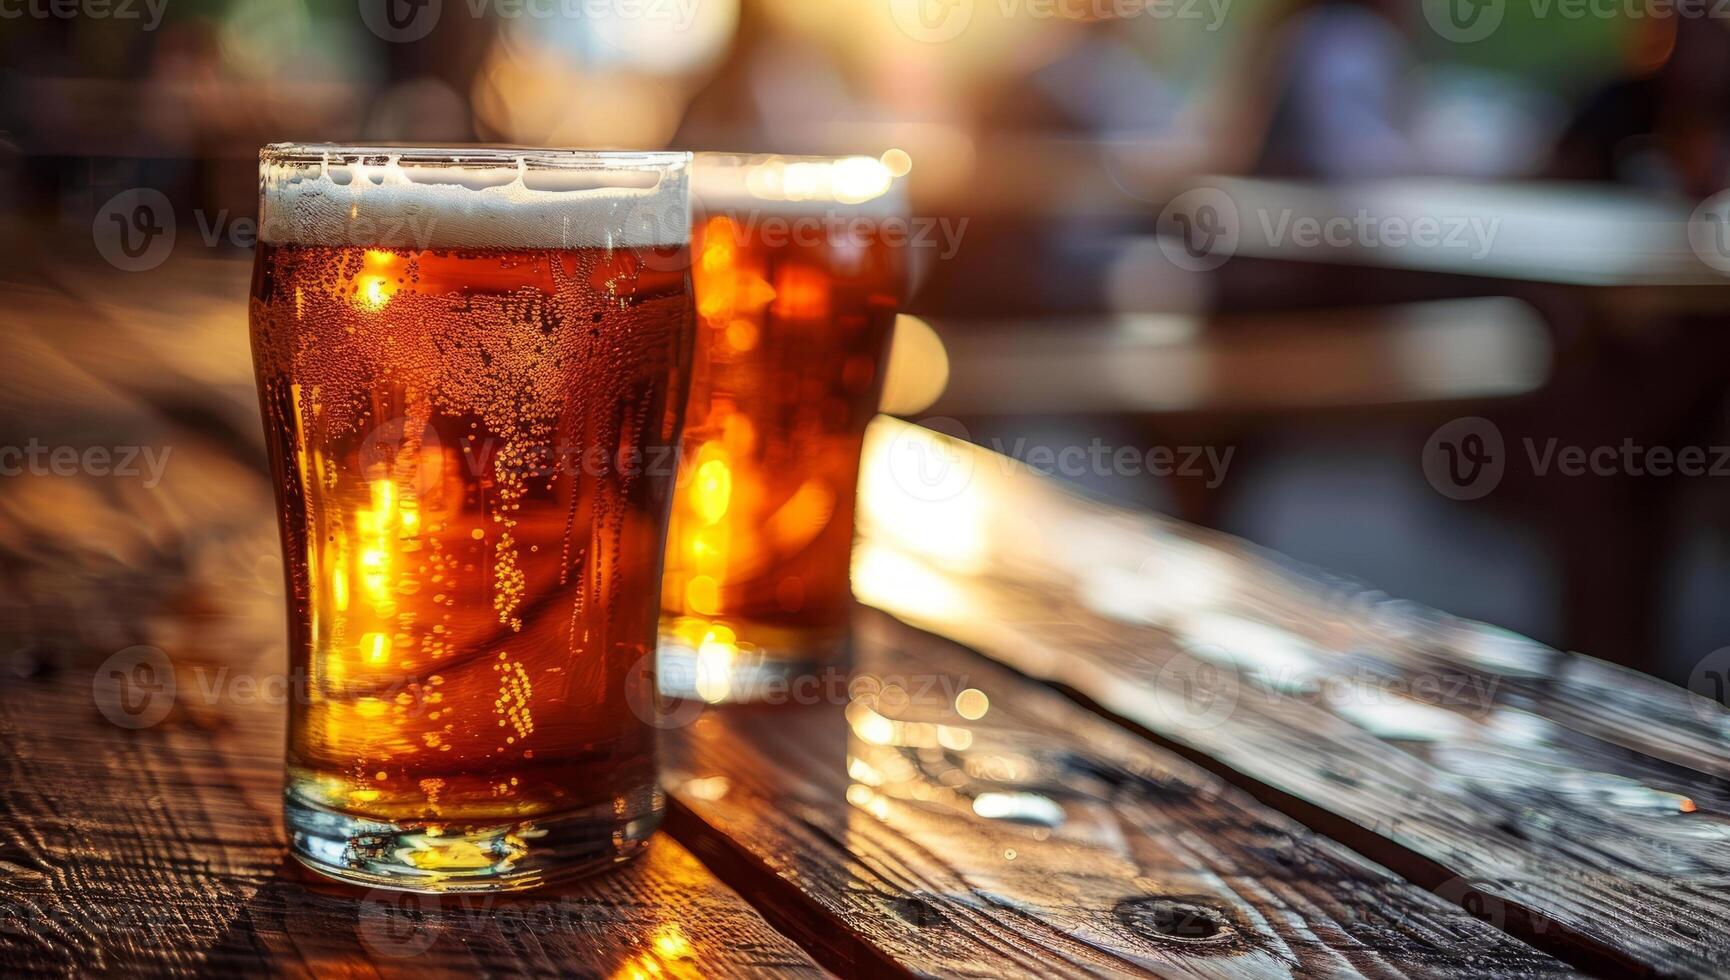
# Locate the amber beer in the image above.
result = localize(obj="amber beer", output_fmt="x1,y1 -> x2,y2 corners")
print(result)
250,145 -> 692,892
660,155 -> 908,701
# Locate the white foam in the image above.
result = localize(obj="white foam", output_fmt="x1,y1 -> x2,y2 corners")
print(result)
259,146 -> 690,249
690,155 -> 907,219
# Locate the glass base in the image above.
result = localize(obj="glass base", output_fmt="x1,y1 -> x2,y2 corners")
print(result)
658,617 -> 850,704
284,784 -> 661,893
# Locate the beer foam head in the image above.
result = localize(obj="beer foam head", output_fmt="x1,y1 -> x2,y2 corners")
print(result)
690,154 -> 908,219
259,144 -> 691,249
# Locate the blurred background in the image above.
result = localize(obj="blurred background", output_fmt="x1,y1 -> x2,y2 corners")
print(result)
4,0 -> 1730,684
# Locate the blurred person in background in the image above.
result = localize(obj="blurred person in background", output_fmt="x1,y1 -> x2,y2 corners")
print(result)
1550,14 -> 1730,196
1237,0 -> 1422,179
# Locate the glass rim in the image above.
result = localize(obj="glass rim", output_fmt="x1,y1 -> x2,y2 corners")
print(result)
693,151 -> 891,165
688,151 -> 907,212
260,143 -> 690,172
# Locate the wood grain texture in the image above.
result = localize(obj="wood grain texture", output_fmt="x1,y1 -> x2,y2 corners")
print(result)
662,610 -> 1570,979
854,417 -> 1730,977
0,669 -> 828,979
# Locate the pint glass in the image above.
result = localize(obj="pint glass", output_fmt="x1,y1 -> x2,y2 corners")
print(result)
659,154 -> 908,702
250,145 -> 692,891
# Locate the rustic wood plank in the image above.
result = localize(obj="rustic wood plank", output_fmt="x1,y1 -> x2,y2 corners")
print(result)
662,609 -> 1571,979
853,416 -> 1730,977
0,668 -> 829,978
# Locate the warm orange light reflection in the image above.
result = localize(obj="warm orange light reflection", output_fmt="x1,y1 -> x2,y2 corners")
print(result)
610,922 -> 701,980
351,249 -> 402,311
662,189 -> 903,664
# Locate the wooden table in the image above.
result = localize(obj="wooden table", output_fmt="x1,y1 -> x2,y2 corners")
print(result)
3,253 -> 1727,977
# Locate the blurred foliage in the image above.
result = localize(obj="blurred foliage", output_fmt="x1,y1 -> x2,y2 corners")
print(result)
1412,3 -> 1626,96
